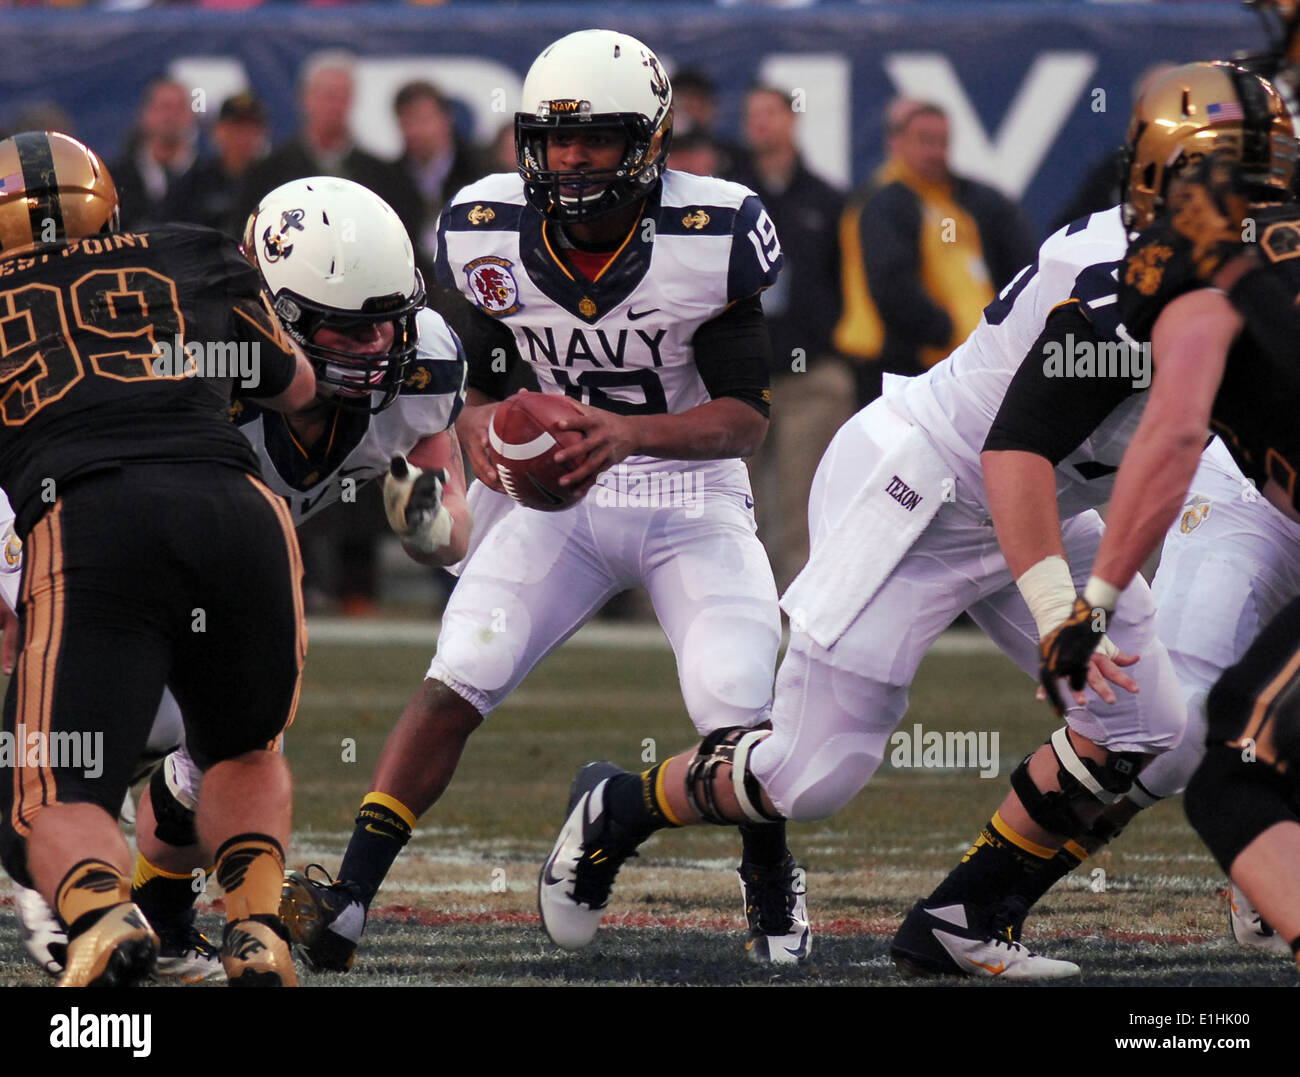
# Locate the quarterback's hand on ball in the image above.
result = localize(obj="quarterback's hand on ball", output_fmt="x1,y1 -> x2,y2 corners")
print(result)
456,402 -> 507,495
1038,597 -> 1137,715
553,403 -> 639,496
384,455 -> 454,555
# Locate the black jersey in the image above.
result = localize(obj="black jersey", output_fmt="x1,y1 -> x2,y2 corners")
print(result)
1117,203 -> 1300,510
0,224 -> 299,534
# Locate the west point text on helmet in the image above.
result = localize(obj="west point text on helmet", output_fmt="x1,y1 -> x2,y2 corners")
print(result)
150,336 -> 261,389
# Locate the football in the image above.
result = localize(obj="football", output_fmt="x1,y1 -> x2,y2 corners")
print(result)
487,392 -> 588,511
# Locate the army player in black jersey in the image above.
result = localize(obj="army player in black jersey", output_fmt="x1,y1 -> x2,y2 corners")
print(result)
0,132 -> 315,986
1040,152 -> 1300,972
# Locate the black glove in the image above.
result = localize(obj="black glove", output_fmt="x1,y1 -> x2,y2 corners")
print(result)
1038,597 -> 1108,716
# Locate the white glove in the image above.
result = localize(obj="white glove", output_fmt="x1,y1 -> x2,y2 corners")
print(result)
383,454 -> 453,555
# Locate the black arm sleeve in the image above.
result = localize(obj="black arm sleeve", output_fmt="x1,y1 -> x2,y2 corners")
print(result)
426,283 -> 523,401
983,303 -> 1141,463
692,293 -> 772,418
229,293 -> 298,399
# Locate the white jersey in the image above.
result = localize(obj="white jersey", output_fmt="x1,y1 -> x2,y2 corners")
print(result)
435,169 -> 781,492
887,207 -> 1147,519
0,489 -> 18,612
235,308 -> 467,523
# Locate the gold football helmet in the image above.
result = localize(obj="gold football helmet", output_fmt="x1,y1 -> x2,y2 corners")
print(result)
1122,61 -> 1296,229
0,131 -> 119,257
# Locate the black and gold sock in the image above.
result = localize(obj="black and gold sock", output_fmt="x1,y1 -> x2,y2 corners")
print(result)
605,763 -> 681,839
55,859 -> 131,937
214,834 -> 285,924
338,792 -> 415,906
132,853 -> 205,936
1013,839 -> 1089,909
926,812 -> 1059,925
739,821 -> 788,869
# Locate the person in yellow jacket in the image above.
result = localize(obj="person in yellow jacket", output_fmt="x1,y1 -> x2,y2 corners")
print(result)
836,99 -> 1036,402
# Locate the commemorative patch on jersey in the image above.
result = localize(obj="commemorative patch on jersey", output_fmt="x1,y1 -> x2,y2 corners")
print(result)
1124,242 -> 1173,296
465,255 -> 523,317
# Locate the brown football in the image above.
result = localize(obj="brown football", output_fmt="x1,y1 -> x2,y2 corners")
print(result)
488,392 -> 588,511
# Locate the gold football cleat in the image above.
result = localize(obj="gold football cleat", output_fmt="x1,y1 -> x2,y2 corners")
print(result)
58,902 -> 159,988
221,917 -> 299,987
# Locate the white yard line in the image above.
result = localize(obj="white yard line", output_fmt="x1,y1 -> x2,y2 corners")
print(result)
306,617 -> 1000,655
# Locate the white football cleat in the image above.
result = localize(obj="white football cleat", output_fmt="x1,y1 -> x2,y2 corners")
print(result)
14,885 -> 67,977
538,761 -> 640,951
738,855 -> 811,965
155,912 -> 227,983
1229,883 -> 1292,956
891,901 -> 1081,981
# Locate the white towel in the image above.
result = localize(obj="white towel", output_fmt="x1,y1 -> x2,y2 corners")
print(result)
781,407 -> 952,649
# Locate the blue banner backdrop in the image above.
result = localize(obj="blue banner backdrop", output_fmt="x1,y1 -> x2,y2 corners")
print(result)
0,2 -> 1275,235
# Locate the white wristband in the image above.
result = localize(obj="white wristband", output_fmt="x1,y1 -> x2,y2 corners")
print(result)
1083,575 -> 1122,615
1015,555 -> 1078,641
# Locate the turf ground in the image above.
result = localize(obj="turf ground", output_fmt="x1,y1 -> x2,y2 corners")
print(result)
1,619 -> 1295,992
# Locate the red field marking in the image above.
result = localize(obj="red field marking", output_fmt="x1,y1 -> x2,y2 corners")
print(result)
0,895 -> 1217,946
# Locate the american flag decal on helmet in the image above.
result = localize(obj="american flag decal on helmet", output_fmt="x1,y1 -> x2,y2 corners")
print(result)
1207,101 -> 1244,121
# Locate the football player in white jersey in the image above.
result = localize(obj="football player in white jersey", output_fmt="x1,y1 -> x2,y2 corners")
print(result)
7,176 -> 474,980
890,62 -> 1300,971
537,61 -> 1296,978
279,29 -> 807,970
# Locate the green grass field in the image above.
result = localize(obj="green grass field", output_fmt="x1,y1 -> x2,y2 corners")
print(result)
1,623 -> 1295,988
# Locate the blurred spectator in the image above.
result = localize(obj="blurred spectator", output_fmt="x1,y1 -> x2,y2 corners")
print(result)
732,85 -> 848,589
2,101 -> 75,139
670,67 -> 748,178
111,77 -> 200,230
834,98 -> 1036,404
393,79 -> 491,270
235,51 -> 424,252
163,91 -> 269,236
1048,62 -> 1178,233
667,127 -> 723,177
489,122 -> 517,173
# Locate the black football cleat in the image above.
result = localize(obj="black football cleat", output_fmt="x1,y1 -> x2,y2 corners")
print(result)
738,854 -> 811,965
279,865 -> 366,972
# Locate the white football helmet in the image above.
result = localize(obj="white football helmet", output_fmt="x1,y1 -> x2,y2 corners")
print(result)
516,29 -> 673,222
243,176 -> 424,412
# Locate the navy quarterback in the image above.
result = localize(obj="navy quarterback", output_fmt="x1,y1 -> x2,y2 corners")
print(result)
279,29 -> 812,971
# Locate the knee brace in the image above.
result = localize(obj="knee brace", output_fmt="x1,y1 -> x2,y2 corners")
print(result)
685,726 -> 783,825
1010,727 -> 1147,839
1186,744 -> 1300,874
149,763 -> 198,848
